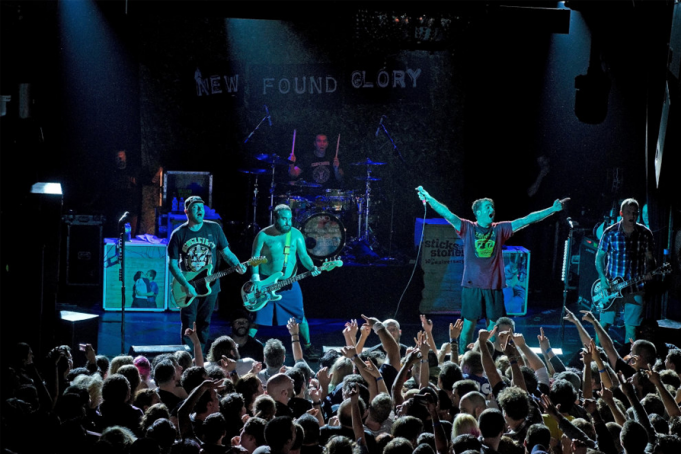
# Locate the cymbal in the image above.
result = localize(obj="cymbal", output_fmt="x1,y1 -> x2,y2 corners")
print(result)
289,180 -> 322,188
354,176 -> 381,181
350,158 -> 386,166
238,168 -> 267,175
255,153 -> 292,166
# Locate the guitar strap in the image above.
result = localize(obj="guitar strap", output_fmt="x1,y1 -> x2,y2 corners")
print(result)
282,231 -> 292,275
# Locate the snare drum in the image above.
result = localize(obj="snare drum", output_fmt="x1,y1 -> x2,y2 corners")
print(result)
297,211 -> 346,259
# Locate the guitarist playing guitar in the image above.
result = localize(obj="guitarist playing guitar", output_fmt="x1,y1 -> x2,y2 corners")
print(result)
168,196 -> 247,354
595,198 -> 656,343
249,204 -> 322,361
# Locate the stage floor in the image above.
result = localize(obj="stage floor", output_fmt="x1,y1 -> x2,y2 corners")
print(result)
56,284 -> 629,368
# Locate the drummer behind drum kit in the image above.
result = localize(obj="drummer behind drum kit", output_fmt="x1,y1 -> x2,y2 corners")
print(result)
239,153 -> 387,262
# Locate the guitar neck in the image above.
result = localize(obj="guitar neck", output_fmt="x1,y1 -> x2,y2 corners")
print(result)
269,270 -> 314,291
203,265 -> 238,283
614,267 -> 664,292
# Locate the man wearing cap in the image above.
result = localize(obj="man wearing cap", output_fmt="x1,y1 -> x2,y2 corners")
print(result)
230,309 -> 264,363
168,196 -> 246,353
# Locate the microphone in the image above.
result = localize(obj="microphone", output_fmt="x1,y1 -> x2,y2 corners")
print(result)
567,217 -> 579,229
375,116 -> 384,137
118,211 -> 131,224
264,105 -> 272,126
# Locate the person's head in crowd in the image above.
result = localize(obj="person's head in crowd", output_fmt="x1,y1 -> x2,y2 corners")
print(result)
153,359 -> 177,389
633,369 -> 657,397
461,351 -> 484,377
659,369 -> 681,389
174,350 -> 192,372
649,413 -> 669,435
383,318 -> 402,343
207,335 -> 240,362
652,434 -> 681,454
341,374 -> 369,399
194,386 -> 220,419
100,425 -> 137,452
169,438 -> 201,454
54,391 -> 87,422
554,371 -> 581,397
391,415 -> 423,447
319,348 -> 342,370
606,422 -> 623,453
519,366 -> 540,396
337,396 -> 367,428
239,416 -> 267,453
133,356 -> 152,382
479,408 -> 506,449
665,349 -> 681,372
12,342 -> 33,368
205,364 -> 228,384
417,432 -> 436,451
669,416 -> 681,437
220,392 -> 246,429
325,435 -> 353,454
452,433 -> 482,453
631,339 -> 657,370
253,394 -> 277,420
438,361 -> 464,394
329,357 -> 353,389
263,338 -> 286,370
452,379 -> 479,409
383,437 -> 413,454
453,413 -> 480,438
524,423 -> 550,454
296,413 -> 319,446
459,391 -> 487,419
140,402 -> 170,432
110,355 -> 134,376
641,395 -> 665,420
134,388 -> 161,412
368,392 -> 393,426
291,423 -> 304,453
572,418 -> 596,442
266,373 -> 294,405
263,416 -> 296,453
497,386 -> 530,429
180,366 -> 207,394
621,420 -> 649,454
72,372 -> 104,408
47,345 -> 74,380
145,417 -> 176,452
117,364 -> 142,398
202,412 -> 227,446
292,361 -> 314,387
102,373 -> 132,405
285,368 -> 305,398
548,379 -> 577,414
495,317 -> 516,335
15,383 -> 40,412
97,355 -> 111,378
413,443 -> 436,454
375,434 -> 394,453
496,355 -> 511,375
237,372 -> 265,412
67,367 -> 92,382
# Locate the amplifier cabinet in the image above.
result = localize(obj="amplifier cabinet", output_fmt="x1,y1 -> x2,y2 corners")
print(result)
63,215 -> 104,286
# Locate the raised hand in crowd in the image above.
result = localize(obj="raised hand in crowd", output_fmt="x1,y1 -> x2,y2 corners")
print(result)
184,322 -> 204,367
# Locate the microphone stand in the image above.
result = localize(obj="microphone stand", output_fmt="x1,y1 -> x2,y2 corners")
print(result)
118,221 -> 127,355
243,115 -> 270,144
559,222 -> 575,343
376,121 -> 406,257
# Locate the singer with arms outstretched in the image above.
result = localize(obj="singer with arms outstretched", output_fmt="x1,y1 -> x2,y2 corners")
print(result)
416,186 -> 568,354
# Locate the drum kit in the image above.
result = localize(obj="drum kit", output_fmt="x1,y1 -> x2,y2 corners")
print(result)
239,153 -> 387,261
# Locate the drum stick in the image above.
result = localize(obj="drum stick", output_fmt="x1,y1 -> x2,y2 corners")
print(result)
290,129 -> 296,160
335,134 -> 340,159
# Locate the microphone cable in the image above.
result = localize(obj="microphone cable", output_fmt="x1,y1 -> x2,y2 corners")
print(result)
393,201 -> 428,319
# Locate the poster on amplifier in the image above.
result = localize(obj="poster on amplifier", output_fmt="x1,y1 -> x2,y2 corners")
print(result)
103,239 -> 168,311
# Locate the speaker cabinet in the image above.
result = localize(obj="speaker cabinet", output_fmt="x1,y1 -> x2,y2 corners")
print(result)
64,215 -> 104,286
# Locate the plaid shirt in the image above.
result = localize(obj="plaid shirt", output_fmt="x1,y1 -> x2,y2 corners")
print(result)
598,221 -> 653,289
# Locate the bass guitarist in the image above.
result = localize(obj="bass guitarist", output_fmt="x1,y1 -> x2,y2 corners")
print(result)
168,196 -> 246,354
249,204 -> 321,361
595,198 -> 655,342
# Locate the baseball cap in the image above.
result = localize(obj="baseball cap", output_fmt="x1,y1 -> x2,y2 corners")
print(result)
184,196 -> 205,210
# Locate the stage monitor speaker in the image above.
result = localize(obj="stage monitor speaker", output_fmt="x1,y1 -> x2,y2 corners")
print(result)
58,310 -> 99,365
577,237 -> 599,310
63,215 -> 104,286
128,344 -> 190,359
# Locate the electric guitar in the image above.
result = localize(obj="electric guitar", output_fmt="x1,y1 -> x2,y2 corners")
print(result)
241,257 -> 343,312
171,256 -> 267,308
590,262 -> 671,312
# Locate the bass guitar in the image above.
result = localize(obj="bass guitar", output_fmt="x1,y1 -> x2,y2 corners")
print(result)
171,256 -> 267,309
590,262 -> 671,312
241,257 -> 343,312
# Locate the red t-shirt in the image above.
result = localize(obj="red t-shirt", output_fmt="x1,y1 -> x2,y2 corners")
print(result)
457,219 -> 513,289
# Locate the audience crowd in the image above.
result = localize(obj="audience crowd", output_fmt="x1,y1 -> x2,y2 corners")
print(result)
3,308 -> 681,454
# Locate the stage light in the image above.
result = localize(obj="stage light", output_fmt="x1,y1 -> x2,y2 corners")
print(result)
31,182 -> 63,196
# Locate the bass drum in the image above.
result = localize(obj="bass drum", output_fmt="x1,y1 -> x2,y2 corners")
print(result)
297,211 -> 346,260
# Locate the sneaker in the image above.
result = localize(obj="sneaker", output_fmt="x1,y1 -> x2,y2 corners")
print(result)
302,343 -> 321,361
